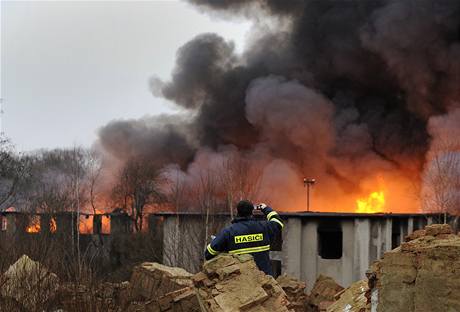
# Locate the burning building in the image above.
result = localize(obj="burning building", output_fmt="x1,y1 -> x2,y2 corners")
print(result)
90,0 -> 460,288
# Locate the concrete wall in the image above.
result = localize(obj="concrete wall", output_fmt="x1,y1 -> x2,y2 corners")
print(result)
0,211 -> 444,288
154,213 -> 441,288
0,212 -> 130,236
155,213 -> 418,289
281,215 -> 427,290
161,214 -> 229,273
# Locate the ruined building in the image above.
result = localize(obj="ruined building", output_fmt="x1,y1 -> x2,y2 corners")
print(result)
152,211 -> 448,290
0,209 -> 450,291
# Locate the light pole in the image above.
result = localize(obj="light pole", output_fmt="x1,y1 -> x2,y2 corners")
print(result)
303,178 -> 316,212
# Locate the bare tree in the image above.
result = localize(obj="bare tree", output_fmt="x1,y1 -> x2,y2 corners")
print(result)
422,138 -> 460,224
422,152 -> 460,218
220,154 -> 263,218
162,170 -> 189,266
18,148 -> 89,214
0,136 -> 27,209
161,154 -> 265,271
111,157 -> 165,231
86,150 -> 103,215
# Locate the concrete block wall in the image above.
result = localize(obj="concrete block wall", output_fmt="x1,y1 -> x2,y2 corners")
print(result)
110,212 -> 132,234
55,212 -> 78,237
0,212 -> 131,236
281,215 -> 426,291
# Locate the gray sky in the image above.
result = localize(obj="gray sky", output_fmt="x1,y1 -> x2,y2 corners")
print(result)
0,0 -> 250,151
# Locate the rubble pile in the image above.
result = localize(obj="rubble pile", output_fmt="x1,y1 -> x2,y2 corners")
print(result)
326,279 -> 370,312
99,281 -> 131,309
371,224 -> 460,312
58,281 -> 130,312
128,262 -> 194,302
0,254 -> 59,311
307,275 -> 344,311
276,274 -> 309,312
7,223 -> 460,312
1,253 -> 297,312
193,254 -> 293,312
123,262 -> 198,312
133,286 -> 201,312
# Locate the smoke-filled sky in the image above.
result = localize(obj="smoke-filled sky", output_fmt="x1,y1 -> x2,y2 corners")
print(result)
1,0 -> 250,151
97,0 -> 460,213
3,0 -> 460,212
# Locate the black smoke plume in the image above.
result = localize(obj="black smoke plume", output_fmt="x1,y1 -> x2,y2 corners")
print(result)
98,0 -> 460,212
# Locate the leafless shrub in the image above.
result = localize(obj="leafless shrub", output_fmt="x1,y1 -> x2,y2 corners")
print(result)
422,138 -> 460,217
111,157 -> 166,232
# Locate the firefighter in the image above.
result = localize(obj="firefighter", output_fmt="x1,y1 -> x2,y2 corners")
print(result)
204,200 -> 284,276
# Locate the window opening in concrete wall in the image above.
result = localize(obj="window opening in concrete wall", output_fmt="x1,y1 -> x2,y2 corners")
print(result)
413,219 -> 421,231
318,222 -> 342,259
79,215 -> 93,234
392,219 -> 401,249
1,216 -> 6,231
26,215 -> 41,233
421,218 -> 427,229
413,217 -> 427,232
102,215 -> 111,234
271,260 -> 282,278
50,217 -> 57,233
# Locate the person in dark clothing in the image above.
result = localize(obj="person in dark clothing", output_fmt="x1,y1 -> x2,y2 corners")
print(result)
204,200 -> 284,276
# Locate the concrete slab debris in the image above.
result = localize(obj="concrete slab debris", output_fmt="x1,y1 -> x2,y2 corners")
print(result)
194,254 -> 293,312
1,254 -> 59,311
308,275 -> 344,311
128,262 -> 194,302
276,274 -> 309,312
372,224 -> 460,312
326,279 -> 369,312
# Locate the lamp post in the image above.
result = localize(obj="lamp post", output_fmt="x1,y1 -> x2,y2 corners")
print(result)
303,178 -> 316,212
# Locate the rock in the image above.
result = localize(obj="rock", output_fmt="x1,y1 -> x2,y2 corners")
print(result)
308,275 -> 344,311
327,279 -> 370,312
128,262 -> 194,302
318,301 -> 334,311
424,223 -> 452,236
117,281 -> 131,308
144,286 -> 201,312
404,229 -> 426,242
195,254 -> 293,312
122,262 -> 201,312
276,274 -> 308,312
1,254 -> 59,311
371,224 -> 460,312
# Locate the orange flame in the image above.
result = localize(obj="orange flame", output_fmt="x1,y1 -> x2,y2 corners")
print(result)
356,190 -> 385,213
79,210 -> 111,234
79,215 -> 92,234
26,216 -> 41,233
50,218 -> 57,233
101,215 -> 110,234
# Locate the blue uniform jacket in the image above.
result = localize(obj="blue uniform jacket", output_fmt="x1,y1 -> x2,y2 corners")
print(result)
204,206 -> 284,275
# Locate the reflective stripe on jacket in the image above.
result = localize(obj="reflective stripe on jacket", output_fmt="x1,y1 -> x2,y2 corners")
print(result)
204,206 -> 284,275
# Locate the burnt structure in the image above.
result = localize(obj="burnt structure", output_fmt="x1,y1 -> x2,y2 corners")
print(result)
0,211 -> 130,236
0,211 -> 135,269
1,210 -> 452,290
152,211 -> 450,290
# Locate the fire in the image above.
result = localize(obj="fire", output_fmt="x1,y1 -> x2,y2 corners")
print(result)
356,190 -> 385,213
50,218 -> 57,233
26,216 -> 41,233
79,210 -> 111,234
79,215 -> 93,234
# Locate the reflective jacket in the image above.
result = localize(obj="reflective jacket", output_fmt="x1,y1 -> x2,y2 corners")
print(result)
204,206 -> 284,275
